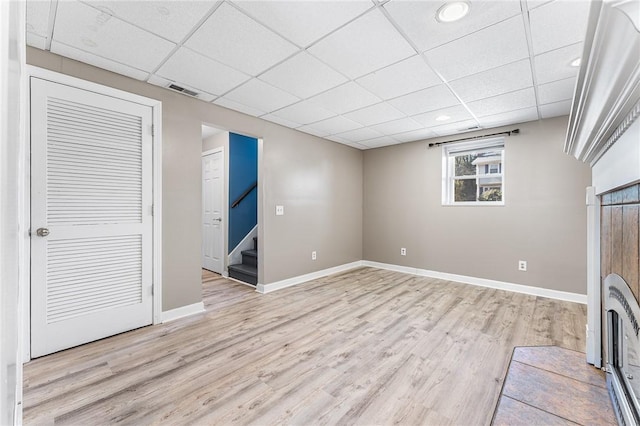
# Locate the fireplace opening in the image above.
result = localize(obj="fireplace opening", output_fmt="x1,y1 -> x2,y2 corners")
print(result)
605,273 -> 640,425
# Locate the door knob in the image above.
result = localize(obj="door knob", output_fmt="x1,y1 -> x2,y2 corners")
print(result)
36,227 -> 50,237
213,218 -> 222,222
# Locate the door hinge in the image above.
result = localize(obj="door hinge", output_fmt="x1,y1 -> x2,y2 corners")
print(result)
150,124 -> 155,137
151,204 -> 154,216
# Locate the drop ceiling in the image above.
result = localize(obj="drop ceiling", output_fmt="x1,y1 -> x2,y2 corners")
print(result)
26,0 -> 591,150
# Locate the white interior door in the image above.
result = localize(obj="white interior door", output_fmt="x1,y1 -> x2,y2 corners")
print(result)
30,77 -> 154,358
202,150 -> 223,273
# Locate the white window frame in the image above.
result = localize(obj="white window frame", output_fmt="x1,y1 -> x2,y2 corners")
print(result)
441,137 -> 505,206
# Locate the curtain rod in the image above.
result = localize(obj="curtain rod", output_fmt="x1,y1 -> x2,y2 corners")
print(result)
427,128 -> 520,148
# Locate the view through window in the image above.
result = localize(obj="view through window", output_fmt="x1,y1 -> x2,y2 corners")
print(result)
442,138 -> 505,205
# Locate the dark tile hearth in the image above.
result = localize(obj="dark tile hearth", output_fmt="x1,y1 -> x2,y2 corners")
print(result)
492,346 -> 616,426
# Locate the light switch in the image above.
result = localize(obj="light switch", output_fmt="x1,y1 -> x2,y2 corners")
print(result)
276,205 -> 284,216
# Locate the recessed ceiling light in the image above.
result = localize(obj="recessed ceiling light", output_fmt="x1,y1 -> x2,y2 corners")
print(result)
435,115 -> 451,121
570,57 -> 582,67
436,1 -> 471,23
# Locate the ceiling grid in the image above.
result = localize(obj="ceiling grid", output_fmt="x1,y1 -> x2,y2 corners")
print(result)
25,0 -> 591,149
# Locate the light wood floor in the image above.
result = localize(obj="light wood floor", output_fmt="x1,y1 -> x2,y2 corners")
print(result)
23,267 -> 588,425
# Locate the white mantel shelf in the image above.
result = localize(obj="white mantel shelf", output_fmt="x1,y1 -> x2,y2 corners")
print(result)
564,0 -> 640,166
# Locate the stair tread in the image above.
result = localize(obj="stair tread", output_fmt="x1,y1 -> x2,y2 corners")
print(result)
228,263 -> 257,277
241,249 -> 257,257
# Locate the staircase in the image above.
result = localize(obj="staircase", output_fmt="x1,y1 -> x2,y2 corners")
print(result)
228,237 -> 257,286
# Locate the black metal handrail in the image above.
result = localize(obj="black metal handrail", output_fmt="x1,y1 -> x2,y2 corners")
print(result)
231,182 -> 257,208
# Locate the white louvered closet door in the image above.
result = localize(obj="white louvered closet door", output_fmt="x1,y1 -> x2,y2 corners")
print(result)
30,78 -> 154,357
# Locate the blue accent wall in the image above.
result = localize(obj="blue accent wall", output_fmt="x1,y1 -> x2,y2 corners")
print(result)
229,132 -> 258,253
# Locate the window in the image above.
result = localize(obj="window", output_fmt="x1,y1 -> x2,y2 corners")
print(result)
442,138 -> 504,205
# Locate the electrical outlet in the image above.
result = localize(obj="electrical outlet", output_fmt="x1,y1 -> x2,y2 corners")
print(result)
518,260 -> 527,271
400,248 -> 407,256
275,205 -> 284,216
312,251 -> 317,260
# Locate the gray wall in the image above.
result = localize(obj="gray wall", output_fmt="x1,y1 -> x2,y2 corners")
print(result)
202,130 -> 228,153
262,124 -> 363,282
27,47 -> 364,308
363,117 -> 592,295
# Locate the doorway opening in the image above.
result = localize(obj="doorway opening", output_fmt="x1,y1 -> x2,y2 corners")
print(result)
201,125 -> 258,287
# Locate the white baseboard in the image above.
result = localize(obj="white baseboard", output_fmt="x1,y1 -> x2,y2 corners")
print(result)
161,302 -> 205,323
256,261 -> 364,294
362,260 -> 587,304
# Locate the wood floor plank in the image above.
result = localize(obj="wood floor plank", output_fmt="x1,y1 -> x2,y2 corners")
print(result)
24,267 -> 592,425
502,361 -> 615,425
512,346 -> 606,388
493,395 -> 579,426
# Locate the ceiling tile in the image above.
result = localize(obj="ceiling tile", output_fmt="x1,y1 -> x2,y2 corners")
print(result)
156,47 -> 250,96
359,136 -> 401,149
335,127 -> 384,142
232,0 -> 372,47
424,16 -> 529,81
147,74 -> 172,86
223,79 -> 299,113
477,106 -> 539,128
185,2 -> 298,76
529,0 -> 591,55
305,115 -> 363,135
342,142 -> 369,150
384,0 -> 522,52
538,77 -> 576,105
327,134 -> 352,144
308,8 -> 416,79
467,88 -> 537,118
388,85 -> 460,116
430,119 -> 481,137
213,97 -> 265,117
412,105 -> 475,127
356,54 -> 442,100
539,99 -> 572,119
195,92 -> 216,103
371,117 -> 423,136
534,43 -> 582,84
449,59 -> 533,103
148,74 -> 217,102
261,113 -> 301,129
88,1 -> 218,43
309,82 -> 381,115
392,128 -> 437,143
527,0 -> 554,10
328,136 -> 367,149
297,125 -> 331,138
343,102 -> 405,126
27,32 -> 48,50
53,1 -> 176,72
26,0 -> 51,37
51,41 -> 149,80
259,52 -> 347,99
270,100 -> 336,125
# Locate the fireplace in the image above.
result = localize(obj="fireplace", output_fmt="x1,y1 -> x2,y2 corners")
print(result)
563,0 -> 640,424
606,273 -> 640,424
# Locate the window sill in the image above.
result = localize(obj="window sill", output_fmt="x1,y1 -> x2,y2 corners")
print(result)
442,202 -> 505,207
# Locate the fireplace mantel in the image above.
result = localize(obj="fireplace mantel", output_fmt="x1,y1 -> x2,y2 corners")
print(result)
564,0 -> 640,166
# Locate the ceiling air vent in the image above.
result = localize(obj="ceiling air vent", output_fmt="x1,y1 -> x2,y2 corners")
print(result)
168,84 -> 199,97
